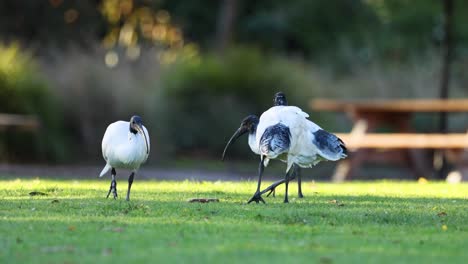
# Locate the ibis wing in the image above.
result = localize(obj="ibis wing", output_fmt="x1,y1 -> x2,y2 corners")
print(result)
101,121 -> 129,161
101,125 -> 113,161
259,123 -> 291,157
311,129 -> 347,161
284,106 -> 309,119
276,106 -> 310,126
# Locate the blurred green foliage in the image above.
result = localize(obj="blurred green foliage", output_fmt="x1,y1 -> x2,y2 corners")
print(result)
157,47 -> 315,158
0,43 -> 67,162
2,0 -> 468,58
1,1 -> 468,163
0,1 -> 104,48
39,47 -> 318,161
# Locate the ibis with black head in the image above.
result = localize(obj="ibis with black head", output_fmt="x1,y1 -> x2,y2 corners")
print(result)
100,115 -> 150,201
223,92 -> 347,203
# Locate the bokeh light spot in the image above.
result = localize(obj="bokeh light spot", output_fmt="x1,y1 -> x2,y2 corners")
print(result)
49,0 -> 63,8
126,46 -> 141,60
156,10 -> 170,24
120,0 -> 133,16
64,9 -> 79,24
105,51 -> 119,68
119,24 -> 135,47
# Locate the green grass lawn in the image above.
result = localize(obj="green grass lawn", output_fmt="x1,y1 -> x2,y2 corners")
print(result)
0,178 -> 466,264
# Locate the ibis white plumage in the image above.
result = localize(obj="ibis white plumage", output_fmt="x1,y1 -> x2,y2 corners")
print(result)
223,92 -> 303,198
100,115 -> 150,201
223,92 -> 346,203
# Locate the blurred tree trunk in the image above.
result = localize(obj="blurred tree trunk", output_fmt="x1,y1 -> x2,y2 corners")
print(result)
437,0 -> 454,178
216,0 -> 237,53
439,0 -> 453,130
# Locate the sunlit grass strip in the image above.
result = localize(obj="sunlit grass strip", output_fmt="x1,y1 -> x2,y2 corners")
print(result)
0,178 -> 466,198
0,179 -> 466,263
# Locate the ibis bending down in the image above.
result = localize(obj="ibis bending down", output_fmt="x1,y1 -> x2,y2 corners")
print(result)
100,115 -> 150,201
222,92 -> 304,199
223,93 -> 346,203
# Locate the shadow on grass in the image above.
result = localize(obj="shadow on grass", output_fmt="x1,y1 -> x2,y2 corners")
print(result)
2,193 -> 465,229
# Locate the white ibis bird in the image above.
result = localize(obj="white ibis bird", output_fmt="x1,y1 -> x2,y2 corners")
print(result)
269,92 -> 303,198
223,92 -> 346,203
222,92 -> 304,198
99,115 -> 150,201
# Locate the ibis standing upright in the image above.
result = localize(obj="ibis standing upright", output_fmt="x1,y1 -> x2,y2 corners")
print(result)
270,92 -> 304,198
223,92 -> 347,203
100,115 -> 150,201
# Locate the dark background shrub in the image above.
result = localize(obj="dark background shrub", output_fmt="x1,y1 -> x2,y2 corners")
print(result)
0,44 -> 67,162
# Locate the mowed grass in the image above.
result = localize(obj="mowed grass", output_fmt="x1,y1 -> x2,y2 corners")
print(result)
0,178 -> 467,264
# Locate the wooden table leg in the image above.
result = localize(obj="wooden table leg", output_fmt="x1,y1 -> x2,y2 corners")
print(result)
394,114 -> 433,179
407,149 -> 433,179
331,111 -> 434,181
445,148 -> 468,183
331,117 -> 374,182
332,148 -> 370,182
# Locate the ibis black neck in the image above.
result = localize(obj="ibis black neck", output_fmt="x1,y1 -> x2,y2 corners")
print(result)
249,122 -> 258,135
274,92 -> 288,106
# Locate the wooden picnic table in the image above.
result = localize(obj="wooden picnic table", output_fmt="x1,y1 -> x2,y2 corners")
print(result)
310,99 -> 468,182
312,99 -> 468,113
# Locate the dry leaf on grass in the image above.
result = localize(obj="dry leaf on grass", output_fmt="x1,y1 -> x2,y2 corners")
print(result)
437,212 -> 447,217
102,248 -> 112,256
112,227 -> 124,233
328,199 -> 345,206
188,198 -> 219,203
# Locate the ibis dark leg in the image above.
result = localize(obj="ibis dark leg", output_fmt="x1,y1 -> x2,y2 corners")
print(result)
262,178 -> 286,197
261,164 -> 298,197
106,168 -> 118,199
284,167 -> 294,203
126,172 -> 135,201
248,156 -> 266,204
297,167 -> 304,198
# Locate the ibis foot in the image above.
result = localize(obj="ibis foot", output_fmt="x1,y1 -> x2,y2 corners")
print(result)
261,179 -> 286,197
247,192 -> 265,204
266,188 -> 276,197
271,189 -> 276,197
260,170 -> 302,199
106,179 -> 118,199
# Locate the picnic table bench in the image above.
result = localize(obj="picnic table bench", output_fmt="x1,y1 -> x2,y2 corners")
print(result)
310,99 -> 468,182
0,113 -> 40,131
0,113 -> 40,160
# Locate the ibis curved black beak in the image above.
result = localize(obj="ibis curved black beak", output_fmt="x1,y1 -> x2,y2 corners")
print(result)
136,125 -> 149,155
222,126 -> 248,161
